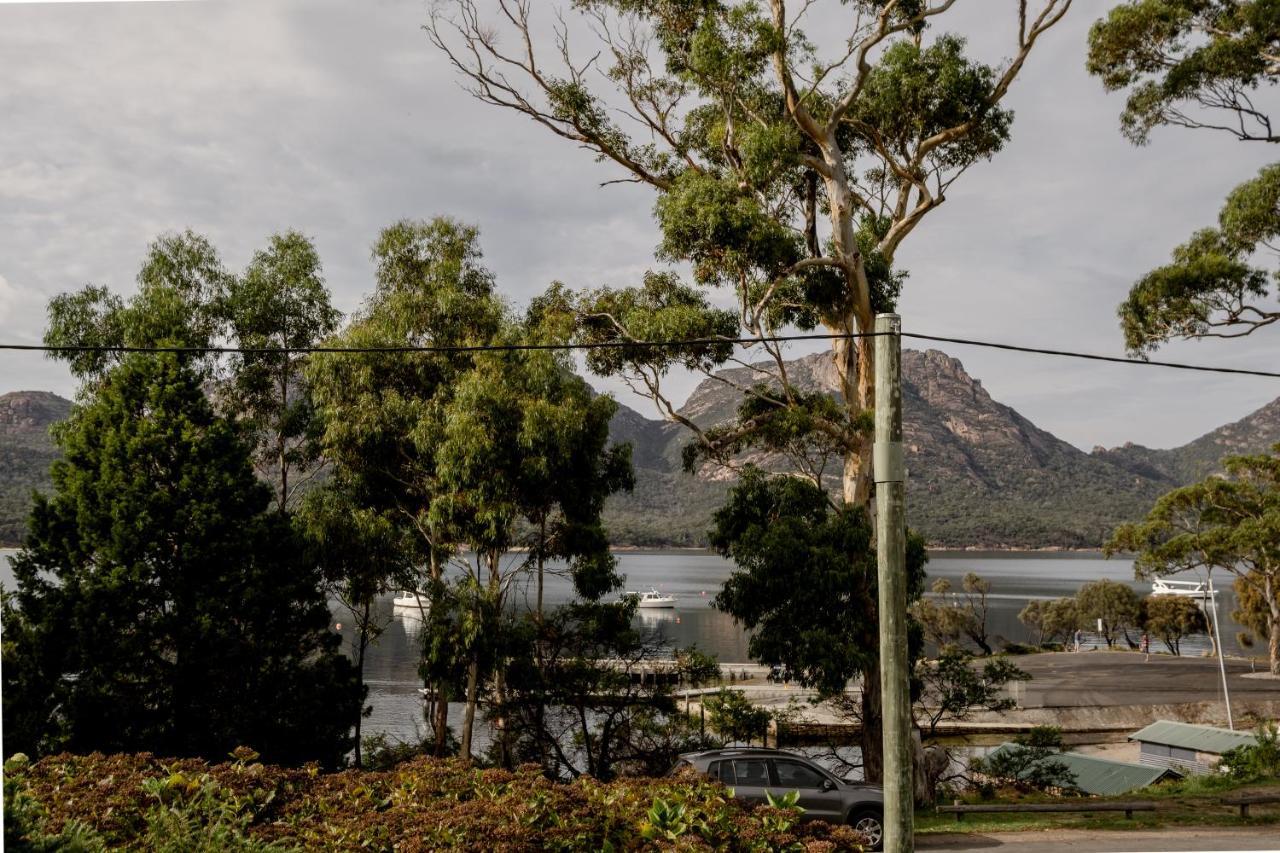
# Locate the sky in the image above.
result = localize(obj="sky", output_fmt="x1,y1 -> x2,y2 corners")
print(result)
0,0 -> 1276,452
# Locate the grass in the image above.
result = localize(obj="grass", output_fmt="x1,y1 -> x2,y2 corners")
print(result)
914,777 -> 1280,836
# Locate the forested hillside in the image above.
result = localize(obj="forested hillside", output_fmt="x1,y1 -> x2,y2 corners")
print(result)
4,355 -> 1279,549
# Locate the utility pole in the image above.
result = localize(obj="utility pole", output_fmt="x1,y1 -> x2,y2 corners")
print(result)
875,312 -> 913,853
1207,573 -> 1234,730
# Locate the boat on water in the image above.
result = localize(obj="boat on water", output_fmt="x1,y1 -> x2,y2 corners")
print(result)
392,590 -> 430,609
624,587 -> 677,609
1151,577 -> 1218,601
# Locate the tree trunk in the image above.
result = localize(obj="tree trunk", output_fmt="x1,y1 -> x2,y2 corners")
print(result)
537,516 -> 546,621
427,550 -> 451,758
278,361 -> 289,512
354,599 -> 370,768
1269,605 -> 1280,676
861,663 -> 883,784
461,659 -> 479,763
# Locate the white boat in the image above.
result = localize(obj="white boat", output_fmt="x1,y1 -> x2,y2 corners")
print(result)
624,587 -> 677,609
393,590 -> 430,609
1151,577 -> 1218,601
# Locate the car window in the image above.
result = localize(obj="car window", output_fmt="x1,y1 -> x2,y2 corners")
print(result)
774,760 -> 827,789
731,759 -> 770,786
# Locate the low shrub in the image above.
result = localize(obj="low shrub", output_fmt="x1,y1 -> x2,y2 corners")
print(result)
1219,723 -> 1280,782
4,751 -> 867,851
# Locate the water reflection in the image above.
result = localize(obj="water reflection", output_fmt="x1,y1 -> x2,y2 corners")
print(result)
1,548 -> 1251,747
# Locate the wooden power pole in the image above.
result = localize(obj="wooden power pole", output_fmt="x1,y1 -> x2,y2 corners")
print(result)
875,312 -> 913,852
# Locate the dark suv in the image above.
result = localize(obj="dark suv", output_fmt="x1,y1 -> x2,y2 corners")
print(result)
672,748 -> 884,850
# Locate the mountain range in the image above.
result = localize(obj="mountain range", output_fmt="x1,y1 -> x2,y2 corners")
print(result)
600,350 -> 1280,549
2,350 -> 1278,549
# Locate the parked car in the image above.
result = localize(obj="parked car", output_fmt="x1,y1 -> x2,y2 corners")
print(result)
672,747 -> 884,850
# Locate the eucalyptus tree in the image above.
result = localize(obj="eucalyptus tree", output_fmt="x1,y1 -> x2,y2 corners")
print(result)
1107,444 -> 1280,673
1088,1 -> 1280,351
429,0 -> 1073,509
427,338 -> 633,760
45,230 -> 232,382
44,229 -> 341,509
307,217 -> 504,757
300,481 -> 417,767
307,218 -> 634,761
223,231 -> 341,511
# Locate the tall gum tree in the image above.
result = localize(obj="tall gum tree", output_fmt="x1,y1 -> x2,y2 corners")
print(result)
1088,1 -> 1280,350
429,0 -> 1073,510
307,218 -> 632,761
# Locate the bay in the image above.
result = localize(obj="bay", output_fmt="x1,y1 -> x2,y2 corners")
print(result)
0,549 -> 1249,747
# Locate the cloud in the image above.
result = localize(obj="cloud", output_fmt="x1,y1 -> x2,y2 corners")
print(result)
0,0 -> 1275,452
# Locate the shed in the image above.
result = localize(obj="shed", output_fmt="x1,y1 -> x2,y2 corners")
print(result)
1129,721 -> 1257,775
985,744 -> 1180,796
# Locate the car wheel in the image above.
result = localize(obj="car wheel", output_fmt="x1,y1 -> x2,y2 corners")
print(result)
848,807 -> 883,852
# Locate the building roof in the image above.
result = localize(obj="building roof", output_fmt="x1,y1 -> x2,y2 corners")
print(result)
987,744 -> 1180,796
1128,721 -> 1258,755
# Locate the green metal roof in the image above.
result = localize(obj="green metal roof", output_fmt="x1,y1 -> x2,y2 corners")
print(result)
987,744 -> 1179,796
1129,720 -> 1258,755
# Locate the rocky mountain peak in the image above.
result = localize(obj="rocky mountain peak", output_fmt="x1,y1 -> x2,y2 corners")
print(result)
0,391 -> 72,436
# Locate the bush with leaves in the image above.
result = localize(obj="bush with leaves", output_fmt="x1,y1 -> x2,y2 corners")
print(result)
969,727 -> 1078,795
1017,598 -> 1080,647
1218,723 -> 1280,782
5,751 -> 867,851
703,689 -> 774,748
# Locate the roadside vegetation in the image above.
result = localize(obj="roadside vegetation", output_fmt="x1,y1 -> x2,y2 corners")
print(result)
3,751 -> 866,852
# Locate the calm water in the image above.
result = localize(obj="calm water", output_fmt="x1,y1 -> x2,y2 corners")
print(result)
0,549 -> 1247,745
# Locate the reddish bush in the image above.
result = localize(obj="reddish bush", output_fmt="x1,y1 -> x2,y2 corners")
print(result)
6,751 -> 865,851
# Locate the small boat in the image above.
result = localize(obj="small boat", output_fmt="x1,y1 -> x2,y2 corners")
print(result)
1151,577 -> 1218,600
624,587 -> 677,609
393,590 -> 430,609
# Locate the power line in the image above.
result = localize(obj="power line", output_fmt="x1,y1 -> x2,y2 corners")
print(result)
901,333 -> 1280,379
1,331 -> 1278,378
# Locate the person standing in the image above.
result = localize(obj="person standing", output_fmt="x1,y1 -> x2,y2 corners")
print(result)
1073,629 -> 1082,653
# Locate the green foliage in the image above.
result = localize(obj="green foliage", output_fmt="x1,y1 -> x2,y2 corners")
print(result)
4,752 -> 866,851
970,727 -> 1079,795
914,572 -> 994,655
44,231 -> 231,382
573,272 -> 739,378
1107,444 -> 1280,672
1,353 -> 359,766
703,688 -> 772,746
1143,594 -> 1208,654
849,35 -> 1013,171
42,229 -> 341,509
1218,722 -> 1280,780
498,600 -> 714,780
1089,3 -> 1280,350
1088,0 -> 1280,145
308,217 -> 636,760
915,648 -> 1030,741
1117,164 -> 1280,352
221,230 -> 340,510
1018,598 -> 1081,646
710,467 -> 926,697
1075,579 -> 1143,649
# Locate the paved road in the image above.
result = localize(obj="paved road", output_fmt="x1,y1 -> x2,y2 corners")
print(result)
1010,652 -> 1277,709
918,827 -> 1280,852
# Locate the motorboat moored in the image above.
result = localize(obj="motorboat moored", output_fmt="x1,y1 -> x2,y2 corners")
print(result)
393,590 -> 430,609
624,587 -> 677,609
1150,577 -> 1218,601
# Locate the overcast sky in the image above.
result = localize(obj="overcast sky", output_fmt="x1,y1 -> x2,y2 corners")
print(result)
1,0 -> 1276,451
